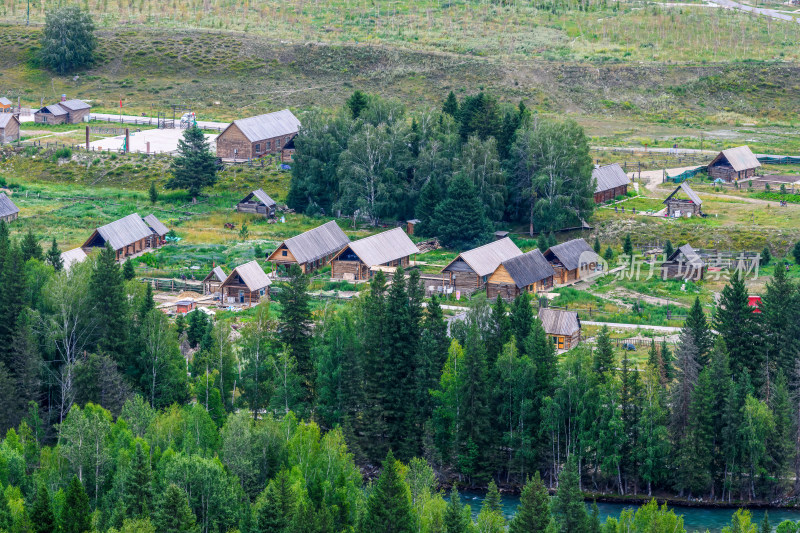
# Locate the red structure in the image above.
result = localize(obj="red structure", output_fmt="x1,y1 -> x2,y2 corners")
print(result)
748,295 -> 762,313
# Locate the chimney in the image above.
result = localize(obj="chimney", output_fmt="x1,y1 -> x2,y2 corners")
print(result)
61,94 -> 67,102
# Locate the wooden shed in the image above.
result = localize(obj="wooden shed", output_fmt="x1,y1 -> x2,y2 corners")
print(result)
593,163 -> 631,203
661,244 -> 705,281
441,238 -> 523,292
237,189 -> 277,218
176,300 -> 196,314
487,249 -> 555,300
0,97 -> 12,113
34,99 -> 90,125
331,227 -> 420,280
267,220 -> 350,274
707,146 -> 760,182
0,114 -> 20,144
0,193 -> 19,223
82,213 -> 156,261
143,214 -> 169,248
219,260 -> 271,306
544,238 -> 600,285
203,266 -> 227,297
538,308 -> 581,351
216,109 -> 301,160
664,182 -> 703,218
60,248 -> 88,272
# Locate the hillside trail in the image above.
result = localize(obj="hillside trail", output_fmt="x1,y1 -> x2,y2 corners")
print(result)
706,0 -> 800,22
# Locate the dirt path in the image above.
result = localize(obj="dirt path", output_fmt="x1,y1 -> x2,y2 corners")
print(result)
706,0 -> 800,22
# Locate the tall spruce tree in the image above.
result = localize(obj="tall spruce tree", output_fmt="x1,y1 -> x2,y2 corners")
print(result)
31,484 -> 56,533
663,240 -> 674,259
166,126 -> 217,202
46,238 -> 63,271
510,291 -> 533,356
275,265 -> 313,393
486,295 -> 511,366
20,229 -> 43,262
671,330 -> 699,442
124,442 -> 152,519
153,484 -> 197,533
416,295 -> 449,434
675,368 -> 715,497
0,487 -> 11,532
715,273 -> 763,390
254,469 -> 297,532
509,472 -> 552,533
552,459 -> 588,533
62,475 -> 90,533
0,243 -> 25,367
458,325 -> 493,480
593,325 -> 615,382
685,297 -> 712,368
443,487 -> 472,533
442,91 -> 459,117
433,174 -> 493,249
760,265 -> 799,377
415,178 -> 443,237
361,451 -> 417,533
361,271 -> 388,461
90,243 -> 128,358
122,259 -> 135,281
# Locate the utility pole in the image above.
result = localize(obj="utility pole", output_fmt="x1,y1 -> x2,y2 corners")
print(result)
26,0 -> 29,25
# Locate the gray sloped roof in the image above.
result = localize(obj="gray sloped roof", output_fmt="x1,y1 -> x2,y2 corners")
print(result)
538,308 -> 581,336
282,220 -> 350,265
143,214 -> 169,237
209,266 -> 227,282
60,99 -> 90,111
96,213 -> 153,250
343,227 -> 419,267
715,146 -> 761,172
593,163 -> 631,193
0,114 -> 19,128
664,182 -> 702,206
443,237 -> 522,277
0,193 -> 19,217
224,260 -> 271,291
0,97 -> 11,106
667,244 -> 704,266
39,104 -> 67,116
230,109 -> 301,143
545,238 -> 599,271
501,249 -> 555,288
60,248 -> 88,271
246,189 -> 276,208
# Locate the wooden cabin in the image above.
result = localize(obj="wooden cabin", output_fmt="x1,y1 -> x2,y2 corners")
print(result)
0,114 -> 20,144
267,220 -> 350,274
143,214 -> 169,248
219,261 -> 271,306
34,99 -> 90,125
707,146 -> 760,182
664,182 -> 703,218
237,189 -> 277,218
406,219 -> 421,236
202,266 -> 227,297
0,193 -> 19,223
538,308 -> 581,351
60,248 -> 88,272
661,244 -> 705,281
593,163 -> 631,203
544,238 -> 600,285
487,249 -> 555,300
331,227 -> 419,280
176,300 -> 196,314
216,109 -> 300,160
0,97 -> 12,113
442,238 -> 522,293
82,213 -> 162,261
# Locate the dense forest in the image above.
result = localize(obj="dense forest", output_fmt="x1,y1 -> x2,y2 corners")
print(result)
287,91 -> 595,247
0,208 -> 797,531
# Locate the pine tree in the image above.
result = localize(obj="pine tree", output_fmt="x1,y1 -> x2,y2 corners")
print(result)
443,487 -> 472,533
20,229 -> 43,262
415,178 -> 443,237
149,181 -> 158,204
623,234 -> 633,257
433,174 -> 493,249
486,296 -> 511,366
685,297 -> 712,367
593,236 -> 601,254
90,243 -> 128,358
604,246 -> 614,262
760,265 -> 798,377
166,126 -> 217,202
122,259 -> 135,281
761,246 -> 771,266
0,244 -> 25,367
715,273 -> 763,389
31,483 -> 56,533
661,339 -> 674,380
46,238 -> 63,271
347,90 -> 369,119
0,487 -> 11,531
620,349 -> 643,487
275,265 -> 313,393
124,442 -> 152,519
760,511 -> 771,533
663,240 -> 674,259
552,459 -> 588,533
459,326 -> 493,480
671,330 -> 699,442
588,502 -> 601,533
509,472 -> 552,533
647,340 -> 667,385
547,231 -> 557,248
361,271 -> 388,462
254,469 -> 297,532
510,291 -> 533,356
484,481 -> 502,514
442,91 -> 459,117
62,475 -> 91,533
538,233 -> 548,252
593,325 -> 615,382
361,451 -> 417,533
675,368 -> 714,497
416,295 -> 449,435
153,484 -> 198,533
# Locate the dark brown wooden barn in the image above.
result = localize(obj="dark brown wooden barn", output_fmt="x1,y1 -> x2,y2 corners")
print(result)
664,182 -> 703,218
34,99 -> 91,125
215,109 -> 300,160
593,163 -> 631,204
237,189 -> 277,218
82,213 -> 168,261
441,238 -> 522,293
538,308 -> 581,350
707,146 -> 761,182
267,220 -> 350,274
331,227 -> 419,280
0,114 -> 20,144
0,193 -> 19,223
203,266 -> 228,297
486,249 -> 554,300
219,261 -> 271,306
661,244 -> 705,281
544,238 -> 600,285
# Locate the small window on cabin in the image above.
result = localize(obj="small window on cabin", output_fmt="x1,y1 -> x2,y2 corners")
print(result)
266,141 -> 271,150
255,143 -> 261,153
282,250 -> 287,257
277,138 -> 282,149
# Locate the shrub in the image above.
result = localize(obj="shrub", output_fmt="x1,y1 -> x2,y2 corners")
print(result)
54,147 -> 72,160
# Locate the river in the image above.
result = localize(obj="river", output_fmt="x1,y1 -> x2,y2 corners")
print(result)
457,491 -> 800,532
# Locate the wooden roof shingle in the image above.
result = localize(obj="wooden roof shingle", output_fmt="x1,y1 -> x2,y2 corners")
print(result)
339,227 -> 419,267
143,214 -> 169,237
276,220 -> 350,265
0,193 -> 19,218
442,237 -> 522,278
545,238 -> 599,271
500,249 -> 555,288
94,213 -> 153,250
664,182 -> 702,206
230,109 -> 301,143
223,260 -> 271,292
203,266 -> 227,283
593,163 -> 631,193
667,244 -> 704,266
538,308 -> 581,337
59,99 -> 90,111
711,146 -> 761,172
